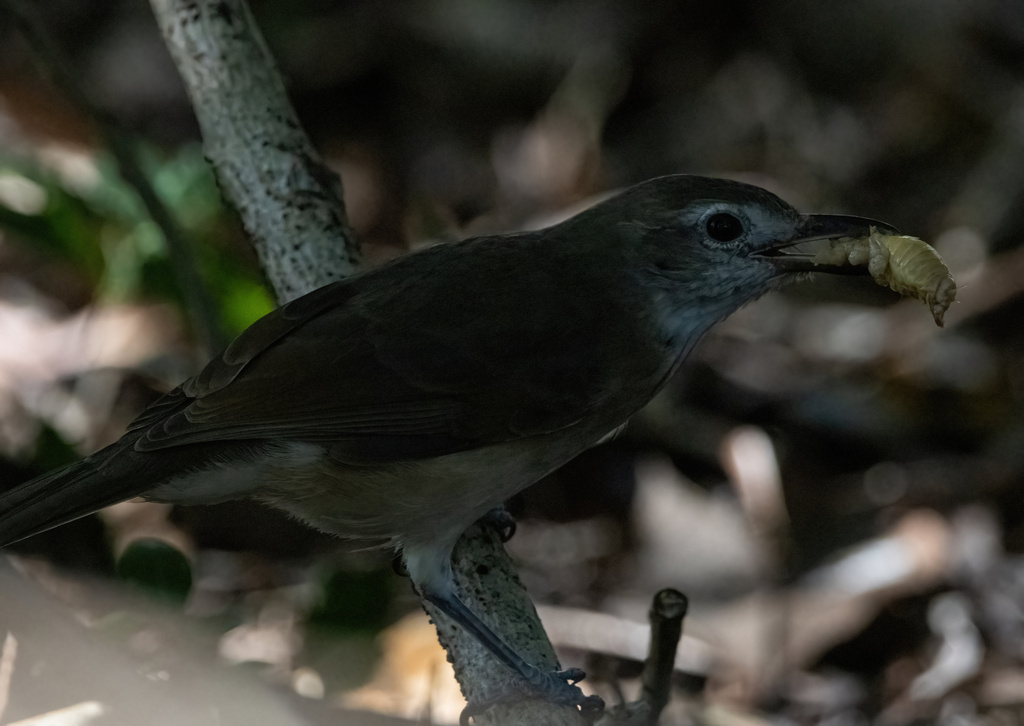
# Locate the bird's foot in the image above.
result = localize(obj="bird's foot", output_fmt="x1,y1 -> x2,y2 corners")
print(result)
479,507 -> 517,542
460,666 -> 604,724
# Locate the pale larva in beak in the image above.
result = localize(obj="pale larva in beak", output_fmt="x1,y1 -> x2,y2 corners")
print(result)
813,227 -> 957,326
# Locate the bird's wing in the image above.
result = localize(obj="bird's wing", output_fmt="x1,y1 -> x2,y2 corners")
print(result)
132,237 -> 648,463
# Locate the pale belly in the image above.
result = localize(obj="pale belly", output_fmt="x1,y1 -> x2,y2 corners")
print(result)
257,430 -> 598,551
145,424 -> 618,594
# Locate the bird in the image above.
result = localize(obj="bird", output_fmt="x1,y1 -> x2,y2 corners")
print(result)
0,174 -> 896,711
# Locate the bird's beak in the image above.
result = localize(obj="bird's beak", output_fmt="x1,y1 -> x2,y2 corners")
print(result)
756,214 -> 901,274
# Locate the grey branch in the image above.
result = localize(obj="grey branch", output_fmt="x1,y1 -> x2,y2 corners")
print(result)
148,1 -> 576,723
149,0 -> 359,301
435,524 -> 587,726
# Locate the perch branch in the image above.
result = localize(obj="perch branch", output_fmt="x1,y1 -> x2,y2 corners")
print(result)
148,1 -> 575,723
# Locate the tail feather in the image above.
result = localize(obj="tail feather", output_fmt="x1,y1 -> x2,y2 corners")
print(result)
0,443 -> 147,546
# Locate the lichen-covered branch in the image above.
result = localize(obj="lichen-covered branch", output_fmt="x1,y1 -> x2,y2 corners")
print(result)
436,525 -> 586,726
148,1 -> 572,722
149,0 -> 359,301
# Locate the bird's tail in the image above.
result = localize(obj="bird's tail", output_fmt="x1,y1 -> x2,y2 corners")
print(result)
0,443 -> 145,547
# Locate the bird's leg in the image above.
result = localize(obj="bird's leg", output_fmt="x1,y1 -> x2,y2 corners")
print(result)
405,538 -> 604,714
423,587 -> 604,713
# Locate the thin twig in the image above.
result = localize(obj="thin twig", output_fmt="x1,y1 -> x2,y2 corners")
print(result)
597,589 -> 689,726
639,589 -> 688,716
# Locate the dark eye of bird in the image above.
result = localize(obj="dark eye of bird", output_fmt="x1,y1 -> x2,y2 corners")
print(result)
706,213 -> 744,242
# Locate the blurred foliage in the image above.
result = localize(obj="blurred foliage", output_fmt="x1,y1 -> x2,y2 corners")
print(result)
308,566 -> 396,633
116,537 -> 193,605
0,159 -> 107,278
0,143 -> 275,335
29,421 -> 82,471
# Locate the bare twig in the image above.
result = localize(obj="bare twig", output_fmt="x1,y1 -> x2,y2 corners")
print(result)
598,589 -> 689,726
640,589 -> 689,715
1,0 -> 227,354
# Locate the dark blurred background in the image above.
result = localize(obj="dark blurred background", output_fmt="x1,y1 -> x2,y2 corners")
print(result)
1,1 -> 1024,724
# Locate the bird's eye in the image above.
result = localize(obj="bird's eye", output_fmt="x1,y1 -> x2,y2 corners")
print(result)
706,213 -> 745,242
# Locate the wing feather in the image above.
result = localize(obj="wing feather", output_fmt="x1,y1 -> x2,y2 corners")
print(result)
130,232 -> 662,462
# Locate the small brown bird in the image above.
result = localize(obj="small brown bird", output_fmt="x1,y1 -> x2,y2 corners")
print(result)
0,175 -> 896,710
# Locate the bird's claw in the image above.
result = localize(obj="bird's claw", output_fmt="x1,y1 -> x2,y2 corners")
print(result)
579,694 -> 605,716
556,666 -> 585,685
459,666 -> 605,724
479,507 -> 517,542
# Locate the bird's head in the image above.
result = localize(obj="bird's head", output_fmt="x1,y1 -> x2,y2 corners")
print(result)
566,174 -> 897,345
